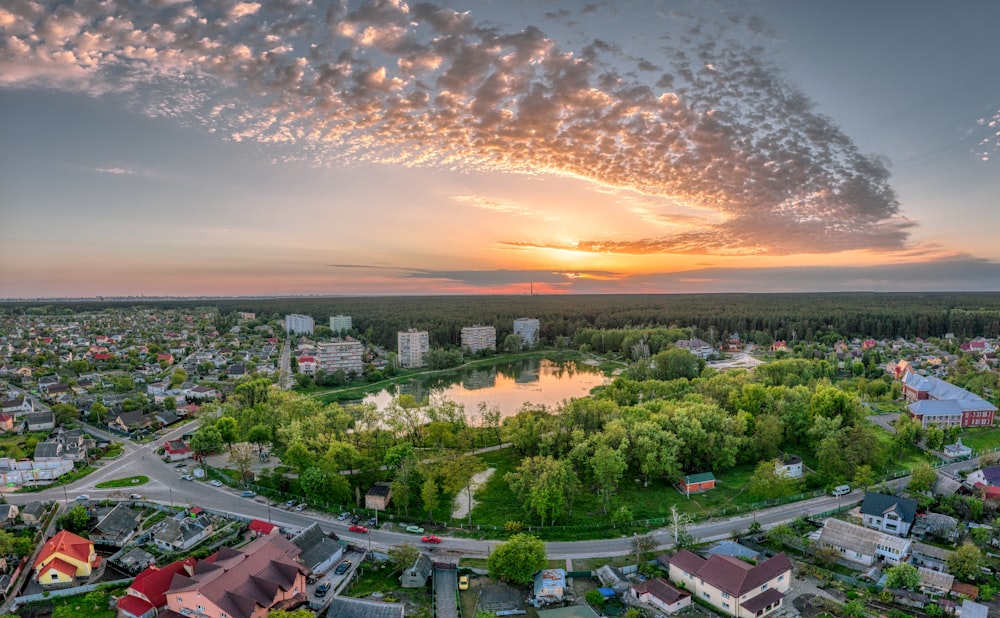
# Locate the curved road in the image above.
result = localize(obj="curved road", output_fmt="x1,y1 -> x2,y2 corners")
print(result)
4,424 -> 975,560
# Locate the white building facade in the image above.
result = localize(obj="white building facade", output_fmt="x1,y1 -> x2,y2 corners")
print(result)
397,329 -> 429,368
330,315 -> 352,333
513,318 -> 540,347
285,314 -> 315,335
461,325 -> 496,353
317,339 -> 365,376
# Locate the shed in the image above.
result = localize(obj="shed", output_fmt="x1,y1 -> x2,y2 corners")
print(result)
679,472 -> 716,495
366,481 -> 393,511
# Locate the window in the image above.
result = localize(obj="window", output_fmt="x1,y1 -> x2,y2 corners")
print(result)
778,574 -> 784,582
703,592 -> 710,599
761,583 -> 768,591
51,572 -> 59,580
196,606 -> 204,612
723,602 -> 730,609
722,592 -> 730,599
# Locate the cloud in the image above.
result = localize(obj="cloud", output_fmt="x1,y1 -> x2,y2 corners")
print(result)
0,0 -> 909,256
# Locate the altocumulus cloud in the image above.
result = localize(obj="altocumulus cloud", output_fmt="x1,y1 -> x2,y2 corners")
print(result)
1,0 -> 908,255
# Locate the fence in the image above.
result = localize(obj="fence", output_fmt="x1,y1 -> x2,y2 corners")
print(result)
13,578 -> 134,607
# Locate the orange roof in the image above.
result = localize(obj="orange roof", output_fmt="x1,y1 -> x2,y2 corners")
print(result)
34,530 -> 94,570
42,557 -> 78,578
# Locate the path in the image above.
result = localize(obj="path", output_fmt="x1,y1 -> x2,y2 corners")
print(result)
452,467 -> 496,520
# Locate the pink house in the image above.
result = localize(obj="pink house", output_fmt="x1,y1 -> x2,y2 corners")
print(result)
630,577 -> 690,614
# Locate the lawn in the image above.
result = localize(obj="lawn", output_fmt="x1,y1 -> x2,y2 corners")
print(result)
957,425 -> 1000,453
23,586 -> 125,618
468,447 -> 781,539
346,561 -> 433,618
870,426 -> 938,472
95,475 -> 149,488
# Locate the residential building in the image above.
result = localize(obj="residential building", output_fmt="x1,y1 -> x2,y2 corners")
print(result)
897,368 -> 996,427
666,549 -> 792,617
675,338 -> 715,359
859,492 -> 918,536
461,325 -> 496,353
163,440 -> 192,461
316,338 -> 365,376
330,315 -> 352,333
291,523 -> 343,573
326,597 -> 405,618
0,456 -> 73,486
248,519 -> 278,537
397,329 -> 429,368
117,558 -> 195,618
0,503 -> 19,524
533,569 -> 566,605
815,518 -> 912,566
20,501 -> 47,525
23,410 -> 55,432
33,529 -> 100,589
296,355 -> 317,374
164,534 -> 308,618
401,553 -> 433,588
285,314 -> 315,335
630,577 -> 691,615
89,504 -> 140,547
153,513 -> 213,552
513,318 -> 540,347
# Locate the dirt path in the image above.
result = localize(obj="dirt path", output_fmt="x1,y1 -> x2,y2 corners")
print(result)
452,467 -> 496,520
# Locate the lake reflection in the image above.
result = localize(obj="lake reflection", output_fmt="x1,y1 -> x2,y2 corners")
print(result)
362,358 -> 609,418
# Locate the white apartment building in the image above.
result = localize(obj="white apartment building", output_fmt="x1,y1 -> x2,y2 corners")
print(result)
461,325 -> 496,353
317,339 -> 365,377
513,317 -> 540,346
285,314 -> 315,335
330,315 -> 353,333
397,329 -> 429,368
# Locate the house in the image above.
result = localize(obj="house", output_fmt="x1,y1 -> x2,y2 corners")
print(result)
912,514 -> 961,543
679,472 -> 716,495
326,596 -> 405,618
186,385 -> 218,401
0,397 -> 31,415
533,569 -> 566,605
116,547 -> 156,575
675,338 -> 715,359
0,414 -> 13,432
944,438 -> 973,459
400,552 -> 433,588
291,522 -> 343,573
910,541 -> 952,572
20,501 -> 47,525
23,410 -> 55,432
859,492 -> 918,536
666,549 -> 792,618
163,440 -> 192,461
248,519 -> 278,537
0,503 -> 18,524
917,566 -> 954,597
705,541 -> 760,562
770,341 -> 788,352
775,454 -> 803,479
899,370 -> 996,427
366,481 -> 393,511
153,513 -> 213,552
961,600 -> 989,618
815,518 -> 912,566
297,355 -> 317,374
33,529 -> 100,589
116,558 -> 195,618
163,534 -> 308,618
89,504 -> 140,547
966,465 -> 1000,493
630,577 -> 691,615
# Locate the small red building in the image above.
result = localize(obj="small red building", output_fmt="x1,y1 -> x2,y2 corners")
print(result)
679,472 -> 716,495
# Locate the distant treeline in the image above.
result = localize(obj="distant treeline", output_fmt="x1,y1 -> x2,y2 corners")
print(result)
8,293 -> 1000,349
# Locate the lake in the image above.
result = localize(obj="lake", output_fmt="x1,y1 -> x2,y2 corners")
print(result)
362,358 -> 610,419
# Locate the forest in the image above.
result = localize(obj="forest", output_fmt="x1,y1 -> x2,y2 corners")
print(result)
10,292 -> 1000,350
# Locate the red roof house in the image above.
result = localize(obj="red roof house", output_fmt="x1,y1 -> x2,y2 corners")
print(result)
118,558 -> 195,618
248,519 -> 278,536
33,530 -> 99,588
164,440 -> 192,461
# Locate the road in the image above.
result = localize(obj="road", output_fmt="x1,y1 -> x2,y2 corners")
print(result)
6,418 -> 979,561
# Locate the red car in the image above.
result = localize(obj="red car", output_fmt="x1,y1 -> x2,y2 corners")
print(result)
421,535 -> 442,544
348,525 -> 369,534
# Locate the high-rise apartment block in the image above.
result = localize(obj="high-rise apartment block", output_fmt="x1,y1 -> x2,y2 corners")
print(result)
316,339 -> 365,376
513,317 -> 540,346
397,329 -> 429,368
330,315 -> 352,333
461,325 -> 496,353
285,314 -> 314,335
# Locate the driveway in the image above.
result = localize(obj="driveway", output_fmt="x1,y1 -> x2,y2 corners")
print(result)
435,568 -> 459,618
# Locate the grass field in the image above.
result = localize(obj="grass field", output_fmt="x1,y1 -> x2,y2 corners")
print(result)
95,475 -> 149,488
870,426 -> 938,472
957,425 -> 1000,453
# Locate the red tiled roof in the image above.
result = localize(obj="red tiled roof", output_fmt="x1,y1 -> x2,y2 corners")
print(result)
742,587 -> 785,613
130,559 -> 193,608
667,550 -> 792,597
633,577 -> 688,605
117,593 -> 156,617
42,557 -> 78,578
34,530 -> 93,570
248,519 -> 277,535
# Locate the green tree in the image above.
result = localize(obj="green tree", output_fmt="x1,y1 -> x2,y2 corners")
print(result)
89,401 -> 108,424
300,466 -> 350,507
388,543 -> 420,572
270,610 -> 316,618
216,416 -> 240,450
908,462 -> 937,494
841,599 -> 868,618
59,505 -> 90,533
247,424 -> 272,453
885,563 -> 920,590
190,425 -> 223,456
52,402 -> 80,425
506,455 -> 579,526
421,475 -> 439,522
283,441 -> 315,473
585,588 -> 605,606
170,367 -> 187,387
650,347 -> 704,381
748,459 -> 796,500
948,542 -> 986,581
488,533 -> 546,584
852,464 -> 876,492
163,396 -> 177,410
591,445 -> 626,513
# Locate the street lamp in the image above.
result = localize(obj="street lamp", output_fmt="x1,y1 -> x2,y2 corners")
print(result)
169,487 -> 173,508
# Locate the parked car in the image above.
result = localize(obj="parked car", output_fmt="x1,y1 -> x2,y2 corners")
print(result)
129,493 -> 143,500
832,484 -> 851,497
285,500 -> 297,508
295,503 -> 307,511
421,535 -> 442,544
350,515 -> 362,524
240,490 -> 256,498
334,560 -> 352,575
459,575 -> 469,591
349,525 -> 369,534
175,462 -> 186,468
366,517 -> 377,527
180,474 -> 194,481
314,581 -> 331,597
209,480 -> 223,487
337,512 -> 350,520
405,525 -> 424,534
76,494 -> 90,501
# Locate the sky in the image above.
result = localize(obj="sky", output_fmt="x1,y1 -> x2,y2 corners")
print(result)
1,0 -> 999,298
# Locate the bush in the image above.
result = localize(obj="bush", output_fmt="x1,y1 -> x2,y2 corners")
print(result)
585,589 -> 605,606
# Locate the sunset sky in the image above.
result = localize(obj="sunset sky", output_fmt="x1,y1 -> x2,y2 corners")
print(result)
2,0 -> 999,297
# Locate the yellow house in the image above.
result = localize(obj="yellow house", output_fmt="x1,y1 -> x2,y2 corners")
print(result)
33,530 -> 99,589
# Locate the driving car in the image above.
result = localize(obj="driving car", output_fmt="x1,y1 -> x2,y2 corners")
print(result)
209,480 -> 223,487
76,494 -> 90,501
334,560 -> 352,575
129,493 -> 143,499
405,525 -> 424,534
240,490 -> 256,498
421,535 -> 442,543
348,525 -> 369,534
314,581 -> 331,597
459,575 -> 469,591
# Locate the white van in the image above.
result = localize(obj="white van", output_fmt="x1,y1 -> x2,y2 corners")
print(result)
831,484 -> 851,497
